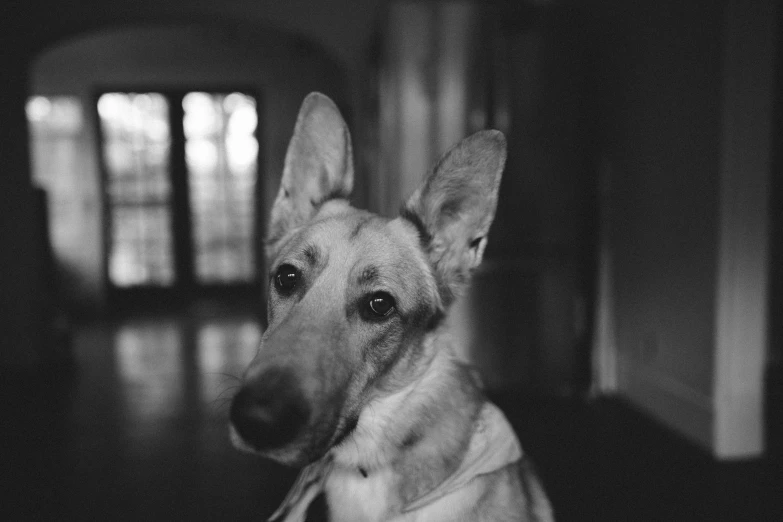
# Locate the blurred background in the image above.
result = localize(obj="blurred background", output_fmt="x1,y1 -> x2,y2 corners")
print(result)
0,0 -> 781,520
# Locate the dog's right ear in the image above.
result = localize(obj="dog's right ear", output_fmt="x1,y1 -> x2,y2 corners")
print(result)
401,130 -> 505,307
267,93 -> 354,252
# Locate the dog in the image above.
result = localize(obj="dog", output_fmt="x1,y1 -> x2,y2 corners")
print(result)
229,92 -> 553,521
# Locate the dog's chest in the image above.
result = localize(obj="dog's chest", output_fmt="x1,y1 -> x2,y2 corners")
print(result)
325,467 -> 402,522
323,467 -> 488,522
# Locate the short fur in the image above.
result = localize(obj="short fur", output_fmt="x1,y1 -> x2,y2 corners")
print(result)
230,93 -> 553,521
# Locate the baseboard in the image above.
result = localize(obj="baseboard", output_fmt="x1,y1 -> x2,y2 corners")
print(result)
621,360 -> 713,451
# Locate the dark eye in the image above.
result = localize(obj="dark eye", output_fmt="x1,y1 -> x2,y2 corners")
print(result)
274,264 -> 299,294
368,292 -> 395,317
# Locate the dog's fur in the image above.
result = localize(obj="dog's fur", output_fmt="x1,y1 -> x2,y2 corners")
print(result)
229,93 -> 553,521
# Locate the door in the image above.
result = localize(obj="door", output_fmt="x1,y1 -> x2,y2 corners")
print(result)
97,90 -> 261,301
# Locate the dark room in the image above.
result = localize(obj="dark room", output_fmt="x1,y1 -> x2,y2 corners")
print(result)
1,0 -> 781,520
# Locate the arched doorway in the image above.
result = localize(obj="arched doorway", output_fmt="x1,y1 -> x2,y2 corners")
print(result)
28,23 -> 350,314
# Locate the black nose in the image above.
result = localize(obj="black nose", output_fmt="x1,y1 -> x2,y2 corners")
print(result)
230,369 -> 310,451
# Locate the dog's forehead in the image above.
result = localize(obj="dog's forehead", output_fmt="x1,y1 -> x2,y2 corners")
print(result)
275,207 -> 430,283
305,211 -> 418,259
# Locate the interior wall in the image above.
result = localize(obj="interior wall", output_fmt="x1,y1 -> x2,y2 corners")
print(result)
0,52 -> 49,367
3,0 -> 380,370
492,5 -> 596,394
30,24 -> 349,312
712,0 -> 775,458
770,1 -> 783,374
371,1 -> 596,393
591,0 -> 775,457
590,0 -> 724,448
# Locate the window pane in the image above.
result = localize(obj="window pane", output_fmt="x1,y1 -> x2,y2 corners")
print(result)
109,206 -> 174,286
98,93 -> 171,205
26,95 -> 86,252
98,93 -> 174,287
184,92 -> 257,284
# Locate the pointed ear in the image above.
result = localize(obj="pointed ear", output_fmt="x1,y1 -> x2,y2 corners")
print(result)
267,92 -> 354,249
401,130 -> 506,306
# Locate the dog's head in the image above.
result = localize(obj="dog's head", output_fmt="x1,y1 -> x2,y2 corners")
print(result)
229,93 -> 505,466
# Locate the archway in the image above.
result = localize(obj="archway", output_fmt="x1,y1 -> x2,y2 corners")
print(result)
28,23 -> 350,314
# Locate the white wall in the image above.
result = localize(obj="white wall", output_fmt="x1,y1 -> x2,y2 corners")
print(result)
591,0 -> 775,458
603,0 -> 723,449
712,0 -> 775,458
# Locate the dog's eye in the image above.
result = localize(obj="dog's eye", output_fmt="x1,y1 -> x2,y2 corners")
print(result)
368,292 -> 395,317
275,264 -> 299,293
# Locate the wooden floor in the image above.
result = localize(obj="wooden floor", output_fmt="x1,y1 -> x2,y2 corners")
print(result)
1,303 -> 780,521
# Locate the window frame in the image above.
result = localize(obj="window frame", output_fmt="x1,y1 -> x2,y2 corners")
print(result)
93,86 -> 265,305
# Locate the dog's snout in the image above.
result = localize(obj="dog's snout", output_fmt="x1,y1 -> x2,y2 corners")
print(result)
230,369 -> 310,451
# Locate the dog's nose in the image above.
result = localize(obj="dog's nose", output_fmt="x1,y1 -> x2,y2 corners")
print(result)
230,369 -> 310,451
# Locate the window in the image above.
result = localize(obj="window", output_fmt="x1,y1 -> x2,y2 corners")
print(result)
97,91 -> 260,290
183,92 -> 258,283
98,93 -> 175,287
26,95 -> 86,247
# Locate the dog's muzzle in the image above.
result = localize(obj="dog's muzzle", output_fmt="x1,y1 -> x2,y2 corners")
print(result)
229,368 -> 310,452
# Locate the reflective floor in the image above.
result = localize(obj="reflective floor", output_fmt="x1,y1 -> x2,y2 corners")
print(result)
1,303 -> 780,521
1,303 -> 298,521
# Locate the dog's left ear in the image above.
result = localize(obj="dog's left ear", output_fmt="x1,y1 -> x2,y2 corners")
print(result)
401,130 -> 505,306
267,93 -> 354,251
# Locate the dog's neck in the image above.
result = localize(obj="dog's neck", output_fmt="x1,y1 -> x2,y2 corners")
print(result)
328,331 -> 484,502
269,331 -> 524,522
